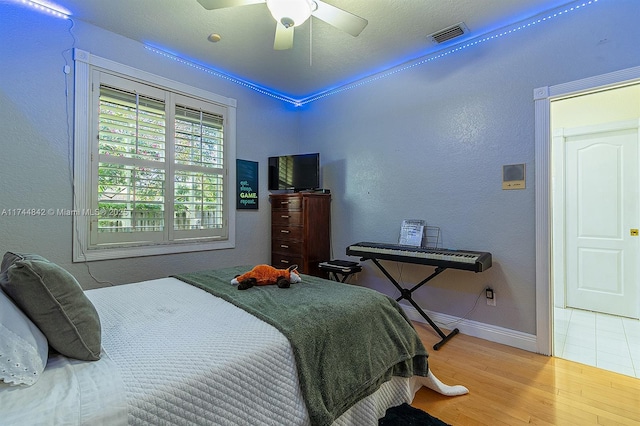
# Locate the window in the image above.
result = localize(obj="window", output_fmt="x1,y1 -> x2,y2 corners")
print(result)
73,49 -> 236,261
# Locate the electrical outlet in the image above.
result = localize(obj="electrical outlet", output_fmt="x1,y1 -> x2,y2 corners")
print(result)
486,287 -> 496,306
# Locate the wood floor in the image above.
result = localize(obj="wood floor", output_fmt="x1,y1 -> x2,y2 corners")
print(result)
410,322 -> 640,425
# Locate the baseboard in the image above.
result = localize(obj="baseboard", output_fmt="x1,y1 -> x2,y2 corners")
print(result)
401,304 -> 538,353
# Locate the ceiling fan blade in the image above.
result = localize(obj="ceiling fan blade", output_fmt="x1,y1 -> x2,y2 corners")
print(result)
196,0 -> 264,10
311,0 -> 368,37
273,22 -> 294,50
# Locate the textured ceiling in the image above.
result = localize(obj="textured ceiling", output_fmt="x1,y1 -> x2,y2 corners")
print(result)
48,0 -> 579,98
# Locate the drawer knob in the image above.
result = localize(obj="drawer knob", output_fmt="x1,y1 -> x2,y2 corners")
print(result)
280,244 -> 289,249
281,215 -> 290,218
280,259 -> 290,264
280,230 -> 290,234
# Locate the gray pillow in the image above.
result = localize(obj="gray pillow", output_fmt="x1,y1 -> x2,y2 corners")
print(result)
0,289 -> 49,386
0,252 -> 101,361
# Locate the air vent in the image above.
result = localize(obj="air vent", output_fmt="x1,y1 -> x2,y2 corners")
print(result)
428,22 -> 469,44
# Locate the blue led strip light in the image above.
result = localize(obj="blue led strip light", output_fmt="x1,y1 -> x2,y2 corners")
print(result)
145,46 -> 301,105
297,0 -> 601,106
146,0 -> 600,107
16,0 -> 70,19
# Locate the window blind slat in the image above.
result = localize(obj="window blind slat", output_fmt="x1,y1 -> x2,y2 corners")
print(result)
92,81 -> 227,242
99,85 -> 166,166
174,104 -> 224,169
174,170 -> 224,231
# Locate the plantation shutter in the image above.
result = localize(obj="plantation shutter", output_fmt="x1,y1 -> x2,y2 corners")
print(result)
73,53 -> 236,260
173,100 -> 227,239
88,71 -> 229,248
93,82 -> 167,245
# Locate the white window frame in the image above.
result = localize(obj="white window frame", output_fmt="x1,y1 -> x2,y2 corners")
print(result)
72,49 -> 236,262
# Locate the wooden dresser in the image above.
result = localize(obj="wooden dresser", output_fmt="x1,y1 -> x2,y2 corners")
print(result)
270,193 -> 331,278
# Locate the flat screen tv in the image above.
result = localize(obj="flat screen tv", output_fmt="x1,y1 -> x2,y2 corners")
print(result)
268,153 -> 320,191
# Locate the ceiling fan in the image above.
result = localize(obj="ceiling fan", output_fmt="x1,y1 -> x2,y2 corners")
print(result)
197,0 -> 368,50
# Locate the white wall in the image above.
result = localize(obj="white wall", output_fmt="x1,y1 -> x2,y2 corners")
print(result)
298,0 -> 640,337
0,3 -> 298,288
551,84 -> 640,128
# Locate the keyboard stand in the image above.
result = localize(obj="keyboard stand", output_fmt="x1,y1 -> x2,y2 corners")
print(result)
369,258 -> 459,350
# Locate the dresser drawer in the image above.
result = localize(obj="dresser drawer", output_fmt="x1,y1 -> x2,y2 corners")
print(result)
272,196 -> 302,211
272,224 -> 303,241
271,253 -> 305,270
272,239 -> 303,255
272,211 -> 303,226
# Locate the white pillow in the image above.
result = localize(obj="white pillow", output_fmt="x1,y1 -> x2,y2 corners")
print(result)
0,289 -> 49,386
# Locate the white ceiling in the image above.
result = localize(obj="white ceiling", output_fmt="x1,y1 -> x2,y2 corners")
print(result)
52,0 -> 577,98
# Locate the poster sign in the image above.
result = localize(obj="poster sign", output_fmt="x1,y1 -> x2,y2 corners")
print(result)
236,159 -> 258,210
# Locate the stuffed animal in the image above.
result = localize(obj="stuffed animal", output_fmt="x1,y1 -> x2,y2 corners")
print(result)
231,264 -> 301,290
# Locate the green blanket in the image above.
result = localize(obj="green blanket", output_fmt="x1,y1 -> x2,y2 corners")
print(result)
173,266 -> 429,426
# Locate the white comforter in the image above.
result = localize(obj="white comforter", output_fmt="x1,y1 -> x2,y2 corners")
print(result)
0,277 -> 424,426
88,277 -> 422,425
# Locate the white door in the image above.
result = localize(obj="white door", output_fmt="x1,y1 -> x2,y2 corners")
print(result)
561,120 -> 640,319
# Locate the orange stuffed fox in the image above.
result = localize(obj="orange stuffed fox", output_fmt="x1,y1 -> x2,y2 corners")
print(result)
231,264 -> 301,290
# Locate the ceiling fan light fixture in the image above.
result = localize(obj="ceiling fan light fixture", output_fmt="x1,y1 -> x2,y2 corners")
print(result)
266,0 -> 313,28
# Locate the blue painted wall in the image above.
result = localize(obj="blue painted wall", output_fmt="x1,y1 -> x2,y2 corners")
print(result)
299,0 -> 640,335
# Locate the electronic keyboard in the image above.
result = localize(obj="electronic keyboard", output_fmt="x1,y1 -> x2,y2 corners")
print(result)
346,242 -> 492,272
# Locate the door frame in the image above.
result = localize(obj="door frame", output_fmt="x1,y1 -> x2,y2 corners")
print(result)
534,65 -> 640,356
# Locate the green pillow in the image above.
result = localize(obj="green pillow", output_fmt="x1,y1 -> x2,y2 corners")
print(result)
0,252 -> 101,361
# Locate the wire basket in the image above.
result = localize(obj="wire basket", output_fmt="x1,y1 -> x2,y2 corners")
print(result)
422,226 -> 441,249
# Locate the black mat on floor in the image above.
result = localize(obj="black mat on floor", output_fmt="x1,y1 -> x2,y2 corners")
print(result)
378,403 -> 451,426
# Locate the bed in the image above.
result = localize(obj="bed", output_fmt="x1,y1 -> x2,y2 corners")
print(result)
0,254 -> 467,426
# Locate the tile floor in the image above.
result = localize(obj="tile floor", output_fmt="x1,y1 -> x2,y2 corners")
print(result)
554,307 -> 640,378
